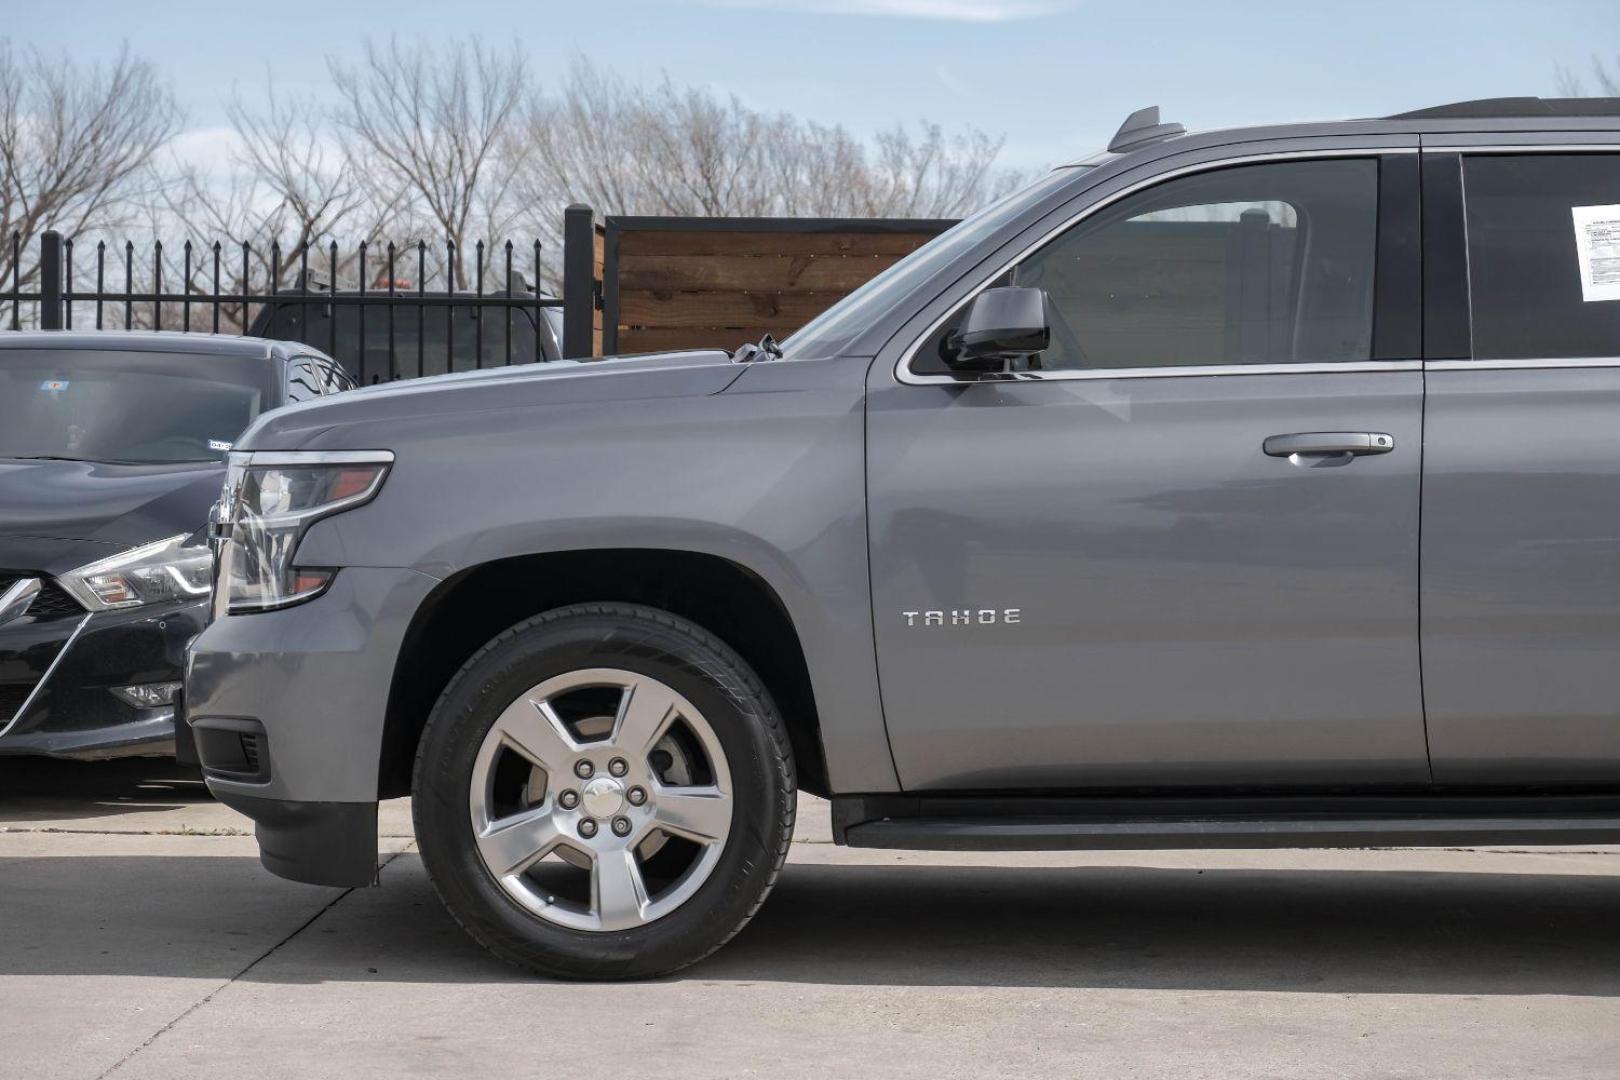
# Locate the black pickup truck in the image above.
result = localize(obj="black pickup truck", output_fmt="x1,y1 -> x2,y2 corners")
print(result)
247,273 -> 564,383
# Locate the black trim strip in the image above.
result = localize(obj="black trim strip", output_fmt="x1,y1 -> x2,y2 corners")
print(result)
833,792 -> 1620,851
1420,152 -> 1472,359
1373,153 -> 1423,359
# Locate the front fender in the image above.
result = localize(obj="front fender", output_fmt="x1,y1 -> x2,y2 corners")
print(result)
295,358 -> 898,793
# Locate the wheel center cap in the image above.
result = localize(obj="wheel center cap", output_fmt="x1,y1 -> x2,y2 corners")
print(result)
581,775 -> 625,817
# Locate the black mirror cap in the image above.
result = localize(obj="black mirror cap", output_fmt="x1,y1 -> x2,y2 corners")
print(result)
942,286 -> 1051,372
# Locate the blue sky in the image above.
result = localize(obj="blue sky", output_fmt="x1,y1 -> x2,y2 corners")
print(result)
12,0 -> 1620,170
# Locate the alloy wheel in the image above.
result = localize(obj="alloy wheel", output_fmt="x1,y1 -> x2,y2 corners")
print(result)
467,667 -> 733,932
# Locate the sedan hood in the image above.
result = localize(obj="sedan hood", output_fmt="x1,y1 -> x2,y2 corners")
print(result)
0,457 -> 222,573
238,350 -> 742,451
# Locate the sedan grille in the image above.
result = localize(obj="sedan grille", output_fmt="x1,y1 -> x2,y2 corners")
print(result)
0,572 -> 85,620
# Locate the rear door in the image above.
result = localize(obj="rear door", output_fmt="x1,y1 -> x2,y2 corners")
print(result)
1421,142 -> 1620,783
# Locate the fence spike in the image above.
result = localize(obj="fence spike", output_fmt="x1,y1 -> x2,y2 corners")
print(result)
212,241 -> 221,334
152,240 -> 163,331
328,240 -> 338,357
241,241 -> 250,336
62,237 -> 74,329
95,241 -> 106,329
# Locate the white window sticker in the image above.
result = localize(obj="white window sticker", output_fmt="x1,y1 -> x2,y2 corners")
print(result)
1572,204 -> 1620,303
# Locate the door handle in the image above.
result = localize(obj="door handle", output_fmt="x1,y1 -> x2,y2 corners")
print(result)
1262,432 -> 1395,458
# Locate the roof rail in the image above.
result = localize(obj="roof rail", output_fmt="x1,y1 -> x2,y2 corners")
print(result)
1108,106 -> 1185,153
1391,97 -> 1620,119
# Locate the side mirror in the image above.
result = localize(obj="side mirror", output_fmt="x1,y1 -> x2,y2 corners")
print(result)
941,286 -> 1051,372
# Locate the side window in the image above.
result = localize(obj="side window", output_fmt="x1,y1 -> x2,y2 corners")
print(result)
1463,153 -> 1620,360
285,360 -> 323,403
318,358 -> 356,393
912,158 -> 1380,375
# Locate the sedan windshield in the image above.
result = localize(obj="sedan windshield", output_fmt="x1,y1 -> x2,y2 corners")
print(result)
0,349 -> 276,464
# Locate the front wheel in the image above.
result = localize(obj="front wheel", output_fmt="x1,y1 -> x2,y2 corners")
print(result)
412,603 -> 795,980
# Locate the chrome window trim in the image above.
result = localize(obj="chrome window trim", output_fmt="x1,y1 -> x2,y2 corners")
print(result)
1426,357 -> 1620,371
1422,143 -> 1620,154
895,146 -> 1417,387
0,612 -> 92,740
907,360 -> 1423,385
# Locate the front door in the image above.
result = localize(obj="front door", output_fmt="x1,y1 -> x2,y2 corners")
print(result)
867,154 -> 1431,791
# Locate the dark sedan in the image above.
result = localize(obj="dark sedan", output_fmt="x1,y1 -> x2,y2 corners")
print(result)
0,331 -> 352,760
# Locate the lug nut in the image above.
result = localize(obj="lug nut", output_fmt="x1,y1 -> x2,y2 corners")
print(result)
574,760 -> 594,779
578,818 -> 598,839
558,790 -> 580,810
609,757 -> 629,777
612,816 -> 632,837
627,786 -> 647,807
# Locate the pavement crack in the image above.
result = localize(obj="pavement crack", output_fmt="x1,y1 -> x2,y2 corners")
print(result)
93,843 -> 414,1079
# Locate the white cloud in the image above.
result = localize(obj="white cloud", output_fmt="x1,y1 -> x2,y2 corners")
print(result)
934,63 -> 970,93
697,0 -> 1075,22
168,126 -> 245,176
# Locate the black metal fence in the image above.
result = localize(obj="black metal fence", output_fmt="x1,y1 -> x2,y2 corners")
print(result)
1,205 -> 601,382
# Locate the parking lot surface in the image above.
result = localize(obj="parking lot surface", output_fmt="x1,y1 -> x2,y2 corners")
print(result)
4,758 -> 1620,1079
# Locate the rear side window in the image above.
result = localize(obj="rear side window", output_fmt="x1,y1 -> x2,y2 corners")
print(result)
316,358 -> 355,393
286,360 -> 324,403
1463,153 -> 1620,360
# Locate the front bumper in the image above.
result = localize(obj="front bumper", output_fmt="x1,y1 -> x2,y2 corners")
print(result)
185,565 -> 440,886
208,791 -> 379,887
0,598 -> 206,760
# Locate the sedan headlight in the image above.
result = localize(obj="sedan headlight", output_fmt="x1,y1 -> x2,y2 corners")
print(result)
59,533 -> 213,611
213,450 -> 393,615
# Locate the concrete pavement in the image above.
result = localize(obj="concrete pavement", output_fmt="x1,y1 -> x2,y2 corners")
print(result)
4,757 -> 1620,1079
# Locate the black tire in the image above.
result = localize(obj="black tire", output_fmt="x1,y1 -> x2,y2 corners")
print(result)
412,602 -> 796,980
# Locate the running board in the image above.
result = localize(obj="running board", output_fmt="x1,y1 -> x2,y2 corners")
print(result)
832,794 -> 1620,851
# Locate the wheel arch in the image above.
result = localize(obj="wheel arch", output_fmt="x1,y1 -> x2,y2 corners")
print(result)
377,547 -> 830,800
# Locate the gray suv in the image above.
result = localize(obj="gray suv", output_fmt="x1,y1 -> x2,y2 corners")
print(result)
188,97 -> 1620,979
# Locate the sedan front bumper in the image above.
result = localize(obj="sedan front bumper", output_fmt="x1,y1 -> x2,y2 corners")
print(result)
0,597 -> 207,760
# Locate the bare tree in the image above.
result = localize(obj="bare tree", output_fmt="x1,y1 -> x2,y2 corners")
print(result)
0,38 -> 1028,325
1557,54 -> 1620,96
513,59 -> 1026,266
866,124 -> 1015,217
329,39 -> 531,288
0,40 -> 179,295
162,79 -> 400,329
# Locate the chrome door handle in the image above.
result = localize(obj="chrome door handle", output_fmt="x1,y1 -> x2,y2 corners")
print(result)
1262,432 -> 1395,457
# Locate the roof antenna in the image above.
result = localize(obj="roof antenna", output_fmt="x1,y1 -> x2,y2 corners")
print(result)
1108,106 -> 1185,153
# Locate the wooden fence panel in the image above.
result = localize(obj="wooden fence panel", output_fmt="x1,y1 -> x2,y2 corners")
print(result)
602,217 -> 953,355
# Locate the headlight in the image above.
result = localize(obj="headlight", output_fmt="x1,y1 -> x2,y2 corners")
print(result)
59,533 -> 212,611
213,450 -> 393,615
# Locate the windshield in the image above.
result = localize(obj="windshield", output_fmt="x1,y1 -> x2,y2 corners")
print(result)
0,349 -> 275,464
782,168 -> 1085,359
